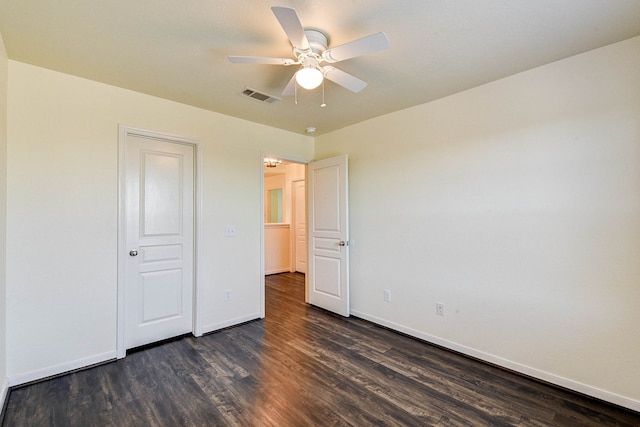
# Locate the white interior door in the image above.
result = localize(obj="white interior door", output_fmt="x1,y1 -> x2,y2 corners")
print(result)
293,180 -> 307,273
307,154 -> 349,316
123,132 -> 195,350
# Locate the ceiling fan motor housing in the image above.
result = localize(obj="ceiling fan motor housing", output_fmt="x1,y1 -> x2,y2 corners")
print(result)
294,30 -> 328,57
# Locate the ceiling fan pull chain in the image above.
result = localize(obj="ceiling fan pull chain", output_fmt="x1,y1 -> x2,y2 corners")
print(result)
321,79 -> 327,108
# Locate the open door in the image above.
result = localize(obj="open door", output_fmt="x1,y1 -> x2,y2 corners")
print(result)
307,154 -> 349,317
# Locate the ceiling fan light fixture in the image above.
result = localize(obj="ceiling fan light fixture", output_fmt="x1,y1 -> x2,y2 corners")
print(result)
295,66 -> 323,90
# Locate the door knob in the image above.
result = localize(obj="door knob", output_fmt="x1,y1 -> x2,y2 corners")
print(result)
129,250 -> 138,257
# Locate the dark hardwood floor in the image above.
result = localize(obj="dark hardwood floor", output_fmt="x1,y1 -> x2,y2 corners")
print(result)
3,272 -> 640,426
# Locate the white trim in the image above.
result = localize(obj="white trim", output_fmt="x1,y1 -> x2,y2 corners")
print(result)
0,377 -> 8,410
259,152 -> 265,319
351,309 -> 640,412
265,268 -> 291,275
200,313 -> 262,335
193,140 -> 204,337
7,351 -> 116,387
117,126 -> 126,358
290,178 -> 305,273
117,125 -> 202,358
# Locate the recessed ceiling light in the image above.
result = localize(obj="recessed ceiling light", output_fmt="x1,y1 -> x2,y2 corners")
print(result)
305,127 -> 317,134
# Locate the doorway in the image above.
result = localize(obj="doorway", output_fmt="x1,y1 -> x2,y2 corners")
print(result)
261,154 -> 350,319
263,159 -> 307,276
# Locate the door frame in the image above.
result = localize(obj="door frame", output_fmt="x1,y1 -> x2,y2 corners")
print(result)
260,152 -> 309,318
290,178 -> 306,274
117,125 -> 203,359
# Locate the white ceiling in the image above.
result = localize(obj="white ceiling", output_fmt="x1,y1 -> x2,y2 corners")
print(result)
2,1 -> 640,136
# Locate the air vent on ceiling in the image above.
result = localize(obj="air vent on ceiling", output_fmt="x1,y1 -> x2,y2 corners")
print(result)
241,87 -> 281,104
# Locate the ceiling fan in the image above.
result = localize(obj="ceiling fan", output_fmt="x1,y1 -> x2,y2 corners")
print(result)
228,6 -> 390,96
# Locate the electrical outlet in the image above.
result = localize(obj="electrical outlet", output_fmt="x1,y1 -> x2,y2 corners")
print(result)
384,289 -> 391,302
224,289 -> 232,301
436,302 -> 445,316
224,225 -> 237,237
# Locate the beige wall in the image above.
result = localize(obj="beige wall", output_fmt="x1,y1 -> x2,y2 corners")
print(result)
6,60 -> 313,383
315,36 -> 640,409
282,163 -> 305,225
0,33 -> 8,400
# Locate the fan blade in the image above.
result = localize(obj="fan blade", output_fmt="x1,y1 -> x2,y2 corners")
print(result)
322,32 -> 390,63
271,6 -> 310,51
323,66 -> 367,93
281,73 -> 297,96
228,55 -> 296,65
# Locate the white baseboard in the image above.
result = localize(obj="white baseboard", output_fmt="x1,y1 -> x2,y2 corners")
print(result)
5,314 -> 638,413
0,377 -> 8,411
201,312 -> 262,335
7,351 -> 117,388
350,309 -> 640,413
265,268 -> 290,275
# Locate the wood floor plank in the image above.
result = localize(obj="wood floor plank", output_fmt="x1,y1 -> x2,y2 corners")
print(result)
3,272 -> 640,426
